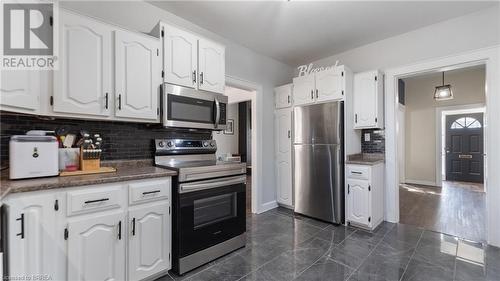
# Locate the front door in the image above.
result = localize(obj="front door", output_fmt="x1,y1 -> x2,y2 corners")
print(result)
445,113 -> 484,183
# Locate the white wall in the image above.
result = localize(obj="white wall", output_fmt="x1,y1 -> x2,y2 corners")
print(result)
60,1 -> 295,207
298,7 -> 500,73
213,104 -> 239,160
403,67 -> 486,184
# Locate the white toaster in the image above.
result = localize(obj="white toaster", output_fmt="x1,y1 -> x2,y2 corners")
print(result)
9,135 -> 59,179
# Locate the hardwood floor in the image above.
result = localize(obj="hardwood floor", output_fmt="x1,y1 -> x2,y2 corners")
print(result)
399,181 -> 485,242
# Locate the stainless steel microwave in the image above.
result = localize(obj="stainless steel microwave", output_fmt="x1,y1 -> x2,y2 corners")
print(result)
162,84 -> 228,130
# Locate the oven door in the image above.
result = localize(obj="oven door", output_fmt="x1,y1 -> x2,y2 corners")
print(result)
178,175 -> 246,257
163,84 -> 227,130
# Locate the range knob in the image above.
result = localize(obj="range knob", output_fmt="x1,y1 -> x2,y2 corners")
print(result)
210,141 -> 216,147
158,141 -> 164,148
166,141 -> 174,147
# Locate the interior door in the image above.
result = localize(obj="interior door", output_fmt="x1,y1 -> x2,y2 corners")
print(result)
67,211 -> 126,281
0,70 -> 40,112
315,68 -> 344,102
292,74 -> 315,106
128,203 -> 170,281
54,11 -> 112,117
198,38 -> 225,94
275,108 -> 293,206
354,71 -> 377,127
346,179 -> 370,225
114,30 -> 160,120
445,113 -> 484,183
163,24 -> 198,88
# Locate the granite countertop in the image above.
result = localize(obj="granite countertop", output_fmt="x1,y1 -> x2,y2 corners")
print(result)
346,153 -> 385,165
0,159 -> 177,199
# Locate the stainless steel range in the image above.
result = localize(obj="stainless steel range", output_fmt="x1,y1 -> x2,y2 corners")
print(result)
154,139 -> 247,275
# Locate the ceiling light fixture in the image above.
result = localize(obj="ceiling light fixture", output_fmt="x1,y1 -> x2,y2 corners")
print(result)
434,71 -> 453,101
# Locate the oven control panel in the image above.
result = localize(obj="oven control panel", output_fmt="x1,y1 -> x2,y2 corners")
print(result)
155,139 -> 217,153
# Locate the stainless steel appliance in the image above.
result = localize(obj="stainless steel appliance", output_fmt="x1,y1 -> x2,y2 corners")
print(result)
293,101 -> 344,224
162,84 -> 228,130
154,139 -> 246,275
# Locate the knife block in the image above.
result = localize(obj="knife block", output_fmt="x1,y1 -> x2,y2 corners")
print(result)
80,147 -> 101,171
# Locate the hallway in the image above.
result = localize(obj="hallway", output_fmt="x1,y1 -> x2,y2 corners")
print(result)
399,181 -> 485,242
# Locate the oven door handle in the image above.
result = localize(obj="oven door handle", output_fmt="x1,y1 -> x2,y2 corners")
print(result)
180,176 -> 246,193
214,97 -> 220,129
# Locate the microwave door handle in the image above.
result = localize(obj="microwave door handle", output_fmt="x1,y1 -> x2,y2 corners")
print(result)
214,97 -> 220,129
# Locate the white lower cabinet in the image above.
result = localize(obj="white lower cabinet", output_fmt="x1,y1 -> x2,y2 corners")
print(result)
275,108 -> 293,207
5,192 -> 65,281
128,202 -> 170,281
4,177 -> 171,281
345,163 -> 384,230
67,211 -> 126,281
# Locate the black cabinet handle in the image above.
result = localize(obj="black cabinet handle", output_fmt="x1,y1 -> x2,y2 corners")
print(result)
16,213 -> 24,239
200,72 -> 204,85
118,221 -> 122,240
355,114 -> 358,123
287,95 -> 290,104
105,93 -> 109,109
54,199 -> 59,211
192,70 -> 197,84
352,171 -> 362,175
315,89 -> 319,98
132,218 -> 136,236
142,190 -> 161,195
118,94 -> 122,110
84,198 -> 109,204
288,130 -> 291,139
310,90 -> 314,99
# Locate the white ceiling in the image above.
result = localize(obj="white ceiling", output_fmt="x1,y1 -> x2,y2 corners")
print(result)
148,1 -> 497,66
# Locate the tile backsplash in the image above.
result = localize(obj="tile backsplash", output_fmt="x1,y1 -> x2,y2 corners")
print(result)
0,112 -> 211,166
361,129 -> 385,154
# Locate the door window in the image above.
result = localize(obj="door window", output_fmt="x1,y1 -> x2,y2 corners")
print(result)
193,193 -> 237,229
451,117 -> 482,129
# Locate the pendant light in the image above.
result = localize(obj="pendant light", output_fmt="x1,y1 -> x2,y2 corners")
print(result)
434,72 -> 453,101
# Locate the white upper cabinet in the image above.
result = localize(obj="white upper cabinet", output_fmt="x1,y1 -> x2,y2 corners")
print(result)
274,83 -> 293,109
275,108 -> 293,207
293,66 -> 348,106
67,211 -> 126,281
128,202 -> 171,281
114,30 -> 160,120
292,74 -> 315,106
163,24 -> 198,88
159,23 -> 226,94
0,70 -> 40,113
353,70 -> 384,129
315,68 -> 344,102
198,38 -> 225,94
54,11 -> 112,117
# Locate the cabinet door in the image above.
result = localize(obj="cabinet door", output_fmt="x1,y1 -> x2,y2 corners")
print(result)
346,179 -> 370,226
354,71 -> 378,128
292,74 -> 315,106
275,108 -> 293,206
315,68 -> 344,102
163,24 -> 198,88
115,30 -> 160,120
128,202 -> 170,281
54,11 -> 112,117
7,193 -> 62,280
274,84 -> 293,109
0,70 -> 40,113
67,211 -> 126,281
198,38 -> 225,94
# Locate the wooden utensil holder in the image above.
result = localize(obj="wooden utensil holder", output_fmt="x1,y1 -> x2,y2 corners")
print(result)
80,147 -> 101,171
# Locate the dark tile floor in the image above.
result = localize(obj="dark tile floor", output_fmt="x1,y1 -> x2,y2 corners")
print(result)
157,207 -> 500,281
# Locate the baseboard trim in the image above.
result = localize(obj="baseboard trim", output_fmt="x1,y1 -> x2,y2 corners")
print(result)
404,179 -> 438,187
258,200 -> 278,214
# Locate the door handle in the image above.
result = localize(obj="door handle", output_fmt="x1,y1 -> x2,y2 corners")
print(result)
192,70 -> 197,84
214,97 -> 220,129
459,154 -> 473,159
16,213 -> 24,239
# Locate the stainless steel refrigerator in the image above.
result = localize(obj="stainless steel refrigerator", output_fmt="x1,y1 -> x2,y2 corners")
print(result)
293,101 -> 344,224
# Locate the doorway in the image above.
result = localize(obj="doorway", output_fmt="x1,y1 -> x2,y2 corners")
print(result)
397,65 -> 486,242
221,77 -> 260,214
